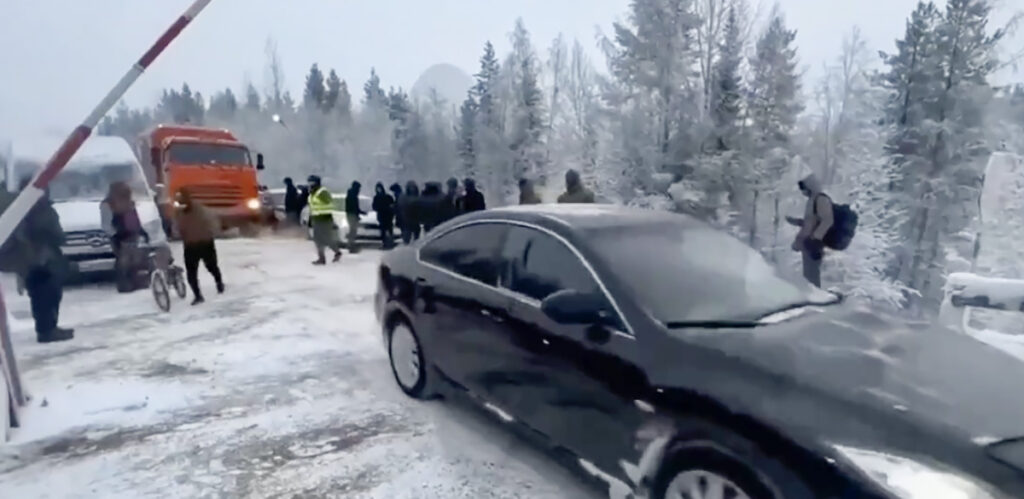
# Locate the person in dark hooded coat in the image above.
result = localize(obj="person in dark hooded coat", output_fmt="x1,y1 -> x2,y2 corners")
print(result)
557,169 -> 595,203
440,177 -> 461,223
419,182 -> 446,232
372,182 -> 396,248
787,173 -> 834,287
345,181 -> 366,253
460,178 -> 486,212
398,181 -> 421,244
1,183 -> 74,343
518,178 -> 542,205
283,177 -> 301,225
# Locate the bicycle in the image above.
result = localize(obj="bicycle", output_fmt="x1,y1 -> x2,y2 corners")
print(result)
150,244 -> 187,312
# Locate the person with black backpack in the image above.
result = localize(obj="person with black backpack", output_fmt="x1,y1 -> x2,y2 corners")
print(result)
787,173 -> 858,287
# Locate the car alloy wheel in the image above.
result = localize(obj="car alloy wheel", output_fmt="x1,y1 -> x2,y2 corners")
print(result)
664,469 -> 752,499
389,323 -> 423,394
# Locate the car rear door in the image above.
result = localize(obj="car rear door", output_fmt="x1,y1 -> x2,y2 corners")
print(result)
415,222 -> 513,394
496,225 -> 649,480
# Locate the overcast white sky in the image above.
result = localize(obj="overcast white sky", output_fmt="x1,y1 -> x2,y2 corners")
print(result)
0,0 -> 1020,138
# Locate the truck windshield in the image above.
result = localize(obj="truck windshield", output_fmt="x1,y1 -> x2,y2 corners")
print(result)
15,160 -> 150,202
167,143 -> 251,166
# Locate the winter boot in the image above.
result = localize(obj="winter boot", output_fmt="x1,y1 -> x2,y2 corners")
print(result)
216,282 -> 225,294
38,328 -> 74,343
191,296 -> 205,306
332,251 -> 342,263
312,259 -> 326,266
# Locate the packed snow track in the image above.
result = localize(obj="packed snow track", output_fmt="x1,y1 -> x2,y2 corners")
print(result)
0,238 -> 597,498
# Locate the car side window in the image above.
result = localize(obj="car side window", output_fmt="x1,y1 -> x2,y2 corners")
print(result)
420,223 -> 506,286
500,226 -> 601,301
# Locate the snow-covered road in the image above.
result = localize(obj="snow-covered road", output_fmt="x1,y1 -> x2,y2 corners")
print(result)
0,238 -> 599,498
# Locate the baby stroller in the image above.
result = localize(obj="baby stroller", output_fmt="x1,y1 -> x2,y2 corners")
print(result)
150,244 -> 187,312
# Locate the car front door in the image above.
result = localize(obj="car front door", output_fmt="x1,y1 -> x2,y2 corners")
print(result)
496,225 -> 649,481
415,222 -> 515,395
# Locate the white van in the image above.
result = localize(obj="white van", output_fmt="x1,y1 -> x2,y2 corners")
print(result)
2,135 -> 167,274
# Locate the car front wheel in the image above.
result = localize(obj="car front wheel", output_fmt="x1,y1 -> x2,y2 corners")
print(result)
652,422 -> 814,499
387,320 -> 436,399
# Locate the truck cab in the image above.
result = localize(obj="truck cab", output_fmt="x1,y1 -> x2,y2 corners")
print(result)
3,135 -> 167,275
138,125 -> 265,235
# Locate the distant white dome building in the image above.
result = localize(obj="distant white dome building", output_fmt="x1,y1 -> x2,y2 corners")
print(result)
410,63 -> 473,111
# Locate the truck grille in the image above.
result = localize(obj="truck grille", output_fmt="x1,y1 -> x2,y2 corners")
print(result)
65,230 -> 109,249
185,184 -> 244,207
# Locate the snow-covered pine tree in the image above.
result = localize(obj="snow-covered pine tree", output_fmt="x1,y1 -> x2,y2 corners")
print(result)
363,68 -> 387,108
208,88 -> 238,123
711,7 -> 743,152
602,0 -> 702,200
473,42 -> 501,130
457,92 -> 478,177
883,0 -> 1001,308
745,10 -> 802,259
507,19 -> 547,185
336,79 -> 353,126
303,63 -> 326,111
244,82 -> 261,112
324,69 -> 342,112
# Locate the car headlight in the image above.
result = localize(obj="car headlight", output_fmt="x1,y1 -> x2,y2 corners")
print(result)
833,445 -> 999,499
246,198 -> 261,210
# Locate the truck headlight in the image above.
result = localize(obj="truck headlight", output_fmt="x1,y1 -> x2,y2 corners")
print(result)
246,198 -> 261,210
833,445 -> 999,499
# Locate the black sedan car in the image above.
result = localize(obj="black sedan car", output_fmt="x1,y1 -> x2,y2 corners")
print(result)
374,204 -> 1024,499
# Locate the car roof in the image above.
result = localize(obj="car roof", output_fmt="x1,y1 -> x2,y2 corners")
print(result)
464,204 -> 707,234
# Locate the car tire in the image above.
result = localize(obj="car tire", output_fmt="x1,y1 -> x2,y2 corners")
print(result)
651,421 -> 814,499
387,319 -> 437,399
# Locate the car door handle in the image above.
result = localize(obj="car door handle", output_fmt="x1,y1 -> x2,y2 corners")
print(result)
479,308 -> 505,323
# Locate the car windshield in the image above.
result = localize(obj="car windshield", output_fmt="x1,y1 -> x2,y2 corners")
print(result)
167,143 -> 251,166
590,224 -> 837,324
15,160 -> 149,202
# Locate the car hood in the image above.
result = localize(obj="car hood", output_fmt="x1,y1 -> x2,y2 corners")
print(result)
53,199 -> 161,232
665,307 -> 1024,442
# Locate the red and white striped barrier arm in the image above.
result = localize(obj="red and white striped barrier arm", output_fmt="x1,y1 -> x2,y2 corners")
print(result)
0,0 -> 212,248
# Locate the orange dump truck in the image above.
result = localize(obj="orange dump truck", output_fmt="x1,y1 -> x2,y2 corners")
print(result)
137,125 -> 265,235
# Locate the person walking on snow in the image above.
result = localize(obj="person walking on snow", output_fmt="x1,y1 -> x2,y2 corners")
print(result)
787,173 -> 833,287
345,181 -> 366,253
420,182 -> 446,233
518,178 -> 542,205
557,169 -> 595,204
283,177 -> 301,225
0,183 -> 74,343
398,181 -> 421,244
307,175 -> 342,264
175,189 -> 225,305
372,182 -> 396,248
440,177 -> 461,223
460,178 -> 486,213
101,181 -> 150,293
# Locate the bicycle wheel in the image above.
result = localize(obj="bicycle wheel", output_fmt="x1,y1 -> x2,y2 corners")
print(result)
151,272 -> 171,312
170,268 -> 188,299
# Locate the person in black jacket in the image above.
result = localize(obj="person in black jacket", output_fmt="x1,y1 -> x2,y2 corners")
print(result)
398,181 -> 420,244
345,181 -> 366,253
372,182 -> 396,248
461,178 -> 486,213
420,182 -> 445,233
440,177 -> 460,223
283,177 -> 300,225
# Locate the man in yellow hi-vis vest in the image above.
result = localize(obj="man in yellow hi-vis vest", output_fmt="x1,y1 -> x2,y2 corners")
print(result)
307,175 -> 342,265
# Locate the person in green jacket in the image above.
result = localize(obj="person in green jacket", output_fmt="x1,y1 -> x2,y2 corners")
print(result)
557,169 -> 595,204
0,183 -> 74,343
307,175 -> 342,265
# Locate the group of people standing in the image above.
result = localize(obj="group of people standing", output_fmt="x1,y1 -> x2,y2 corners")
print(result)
371,176 -> 487,248
284,168 -> 596,264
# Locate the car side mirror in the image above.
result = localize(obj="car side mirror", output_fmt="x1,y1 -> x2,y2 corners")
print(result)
541,289 -> 606,325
